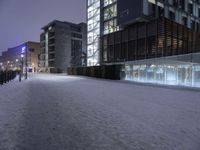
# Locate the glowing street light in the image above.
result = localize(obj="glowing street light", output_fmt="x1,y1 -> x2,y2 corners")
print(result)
21,46 -> 26,53
6,61 -> 10,70
15,59 -> 20,70
21,54 -> 24,58
21,45 -> 28,79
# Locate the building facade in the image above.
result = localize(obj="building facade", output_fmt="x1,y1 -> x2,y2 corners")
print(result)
87,0 -> 200,66
39,20 -> 87,73
87,0 -> 119,66
102,18 -> 200,63
87,0 -> 200,87
0,41 -> 41,72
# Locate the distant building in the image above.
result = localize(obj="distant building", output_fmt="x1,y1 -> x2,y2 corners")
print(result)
0,41 -> 41,72
87,0 -> 200,87
39,20 -> 87,73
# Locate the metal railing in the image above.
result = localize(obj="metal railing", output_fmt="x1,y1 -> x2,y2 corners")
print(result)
0,71 -> 17,85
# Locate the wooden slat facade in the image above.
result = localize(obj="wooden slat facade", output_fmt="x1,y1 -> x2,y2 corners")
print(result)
101,17 -> 200,64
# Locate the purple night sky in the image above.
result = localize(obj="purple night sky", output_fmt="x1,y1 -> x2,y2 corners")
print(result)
0,0 -> 86,53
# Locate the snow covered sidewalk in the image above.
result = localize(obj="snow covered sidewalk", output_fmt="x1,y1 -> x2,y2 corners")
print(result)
0,73 -> 200,150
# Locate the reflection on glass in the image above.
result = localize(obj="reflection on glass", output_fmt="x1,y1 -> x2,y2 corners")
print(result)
122,57 -> 200,88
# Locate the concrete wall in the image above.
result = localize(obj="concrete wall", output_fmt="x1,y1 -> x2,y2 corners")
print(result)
50,22 -> 87,72
54,24 -> 71,72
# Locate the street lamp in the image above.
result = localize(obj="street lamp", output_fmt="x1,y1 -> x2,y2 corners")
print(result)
0,62 -> 3,71
19,54 -> 24,82
15,59 -> 19,71
7,61 -> 10,70
21,45 -> 28,79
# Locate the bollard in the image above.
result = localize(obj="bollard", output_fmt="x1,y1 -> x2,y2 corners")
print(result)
3,71 -> 5,83
7,71 -> 9,82
19,72 -> 21,82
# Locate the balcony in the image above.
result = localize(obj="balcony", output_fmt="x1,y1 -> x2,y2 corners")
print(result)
48,45 -> 55,53
48,54 -> 55,61
48,61 -> 55,67
49,50 -> 55,54
48,39 -> 55,46
48,31 -> 55,39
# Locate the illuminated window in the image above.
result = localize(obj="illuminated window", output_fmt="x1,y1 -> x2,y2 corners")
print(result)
104,4 -> 117,20
87,0 -> 100,66
104,0 -> 116,7
104,19 -> 118,34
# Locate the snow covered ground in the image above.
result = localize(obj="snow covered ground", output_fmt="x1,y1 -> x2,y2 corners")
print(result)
0,73 -> 200,150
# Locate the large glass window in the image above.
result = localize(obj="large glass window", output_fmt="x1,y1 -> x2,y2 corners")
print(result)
188,3 -> 193,15
103,36 -> 108,62
137,38 -> 146,59
104,19 -> 118,34
87,0 -> 100,66
104,0 -> 116,7
147,36 -> 156,58
121,55 -> 200,88
104,4 -> 117,20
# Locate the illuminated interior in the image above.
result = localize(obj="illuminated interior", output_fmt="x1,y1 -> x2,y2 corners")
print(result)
121,54 -> 200,88
87,0 -> 119,66
103,0 -> 118,35
87,0 -> 101,66
104,0 -> 116,6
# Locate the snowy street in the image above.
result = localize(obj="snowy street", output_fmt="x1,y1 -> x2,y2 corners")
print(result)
0,73 -> 200,150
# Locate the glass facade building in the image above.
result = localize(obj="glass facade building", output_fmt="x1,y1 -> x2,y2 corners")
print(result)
87,0 -> 200,87
102,18 -> 200,87
102,18 -> 200,63
87,0 -> 118,66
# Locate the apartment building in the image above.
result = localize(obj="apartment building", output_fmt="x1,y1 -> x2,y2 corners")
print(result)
39,20 -> 87,73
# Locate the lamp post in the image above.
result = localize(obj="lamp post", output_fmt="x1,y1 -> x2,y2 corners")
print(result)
0,62 -> 3,71
25,47 -> 28,79
22,46 -> 28,79
19,54 -> 24,82
16,59 -> 19,70
7,61 -> 10,70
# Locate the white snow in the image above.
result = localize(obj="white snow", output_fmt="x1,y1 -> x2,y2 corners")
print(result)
0,73 -> 200,150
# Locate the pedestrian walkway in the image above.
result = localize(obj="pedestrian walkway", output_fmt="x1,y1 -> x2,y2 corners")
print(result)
0,73 -> 200,150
